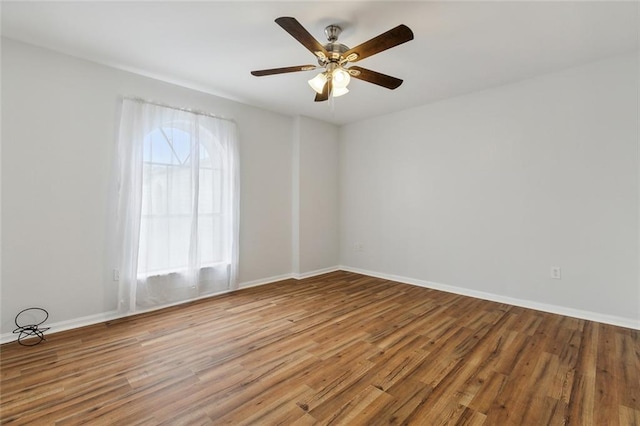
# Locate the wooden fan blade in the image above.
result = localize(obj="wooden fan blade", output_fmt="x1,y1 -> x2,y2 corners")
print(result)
251,65 -> 317,76
343,24 -> 413,63
348,66 -> 403,89
314,79 -> 332,102
275,17 -> 328,59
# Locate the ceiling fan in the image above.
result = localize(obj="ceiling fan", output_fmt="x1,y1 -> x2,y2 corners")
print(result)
251,17 -> 414,102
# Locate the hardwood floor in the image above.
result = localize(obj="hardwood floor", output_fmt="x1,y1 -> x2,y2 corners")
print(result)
1,271 -> 638,425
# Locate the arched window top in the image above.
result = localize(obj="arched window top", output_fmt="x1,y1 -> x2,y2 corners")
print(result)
143,125 -> 221,169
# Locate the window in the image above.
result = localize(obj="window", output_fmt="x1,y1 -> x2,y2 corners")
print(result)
116,99 -> 239,312
139,125 -> 225,276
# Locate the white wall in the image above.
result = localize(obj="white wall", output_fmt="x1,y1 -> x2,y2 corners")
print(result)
1,39 -> 296,334
292,116 -> 339,276
3,38 -> 637,336
340,53 -> 639,325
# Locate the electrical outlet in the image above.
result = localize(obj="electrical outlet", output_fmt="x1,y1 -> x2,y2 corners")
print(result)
550,266 -> 561,280
113,269 -> 120,281
354,243 -> 364,252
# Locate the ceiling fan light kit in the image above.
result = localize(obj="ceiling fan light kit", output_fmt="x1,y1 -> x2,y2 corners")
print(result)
308,64 -> 351,97
332,68 -> 351,88
251,17 -> 414,102
308,72 -> 328,94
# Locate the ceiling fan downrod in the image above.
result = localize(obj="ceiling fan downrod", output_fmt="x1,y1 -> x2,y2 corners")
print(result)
324,24 -> 342,43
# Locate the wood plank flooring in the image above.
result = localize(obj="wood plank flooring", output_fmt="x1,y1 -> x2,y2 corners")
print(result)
1,271 -> 639,425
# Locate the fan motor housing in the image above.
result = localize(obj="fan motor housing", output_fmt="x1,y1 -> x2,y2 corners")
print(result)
320,42 -> 349,64
317,24 -> 349,64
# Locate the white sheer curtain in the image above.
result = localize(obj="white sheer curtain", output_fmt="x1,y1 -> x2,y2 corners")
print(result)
116,99 -> 239,313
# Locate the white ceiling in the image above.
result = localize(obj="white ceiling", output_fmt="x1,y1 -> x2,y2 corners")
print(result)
2,1 -> 638,125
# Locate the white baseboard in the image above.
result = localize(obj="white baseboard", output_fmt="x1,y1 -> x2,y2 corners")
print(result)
239,272 -> 296,289
339,265 -> 640,331
293,266 -> 341,280
8,264 -> 632,345
0,269 -> 339,345
1,311 -> 122,345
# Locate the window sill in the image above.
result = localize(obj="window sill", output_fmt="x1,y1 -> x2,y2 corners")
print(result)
137,262 -> 230,280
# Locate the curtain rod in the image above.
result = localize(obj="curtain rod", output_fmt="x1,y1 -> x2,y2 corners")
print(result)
123,96 -> 236,124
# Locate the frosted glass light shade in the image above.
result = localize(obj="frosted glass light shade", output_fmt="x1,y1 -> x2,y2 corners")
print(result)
308,73 -> 327,94
332,68 -> 351,88
332,87 -> 349,97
